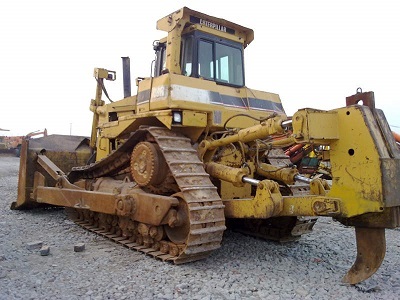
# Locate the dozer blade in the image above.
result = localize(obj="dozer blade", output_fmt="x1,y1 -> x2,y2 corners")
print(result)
11,134 -> 91,210
342,227 -> 386,285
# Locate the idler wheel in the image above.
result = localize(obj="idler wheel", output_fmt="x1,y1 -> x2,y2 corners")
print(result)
130,142 -> 168,187
164,195 -> 190,244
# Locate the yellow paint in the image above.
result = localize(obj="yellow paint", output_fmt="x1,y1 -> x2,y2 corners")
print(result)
220,180 -> 252,200
224,180 -> 282,218
292,106 -> 387,217
182,111 -> 207,127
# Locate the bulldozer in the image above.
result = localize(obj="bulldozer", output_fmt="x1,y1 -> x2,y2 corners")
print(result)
12,7 -> 400,284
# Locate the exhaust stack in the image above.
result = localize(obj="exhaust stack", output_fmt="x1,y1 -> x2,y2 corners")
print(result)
121,57 -> 131,98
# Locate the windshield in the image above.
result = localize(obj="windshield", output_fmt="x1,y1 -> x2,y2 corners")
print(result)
181,33 -> 245,87
198,40 -> 244,86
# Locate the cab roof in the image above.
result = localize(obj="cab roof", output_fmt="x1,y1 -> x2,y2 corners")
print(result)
157,7 -> 254,48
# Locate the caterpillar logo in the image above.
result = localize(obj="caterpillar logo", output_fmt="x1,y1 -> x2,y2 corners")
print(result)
199,18 -> 226,32
190,16 -> 235,34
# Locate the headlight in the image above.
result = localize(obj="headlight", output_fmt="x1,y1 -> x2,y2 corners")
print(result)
172,111 -> 182,124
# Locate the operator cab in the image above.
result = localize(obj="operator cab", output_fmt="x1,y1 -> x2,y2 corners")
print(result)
154,8 -> 250,88
154,33 -> 244,88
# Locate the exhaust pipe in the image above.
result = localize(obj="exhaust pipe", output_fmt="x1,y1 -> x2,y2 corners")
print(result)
121,57 -> 131,98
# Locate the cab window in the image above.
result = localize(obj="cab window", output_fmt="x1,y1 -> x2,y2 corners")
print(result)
198,40 -> 214,80
154,42 -> 166,76
182,37 -> 193,76
215,43 -> 243,85
181,32 -> 244,87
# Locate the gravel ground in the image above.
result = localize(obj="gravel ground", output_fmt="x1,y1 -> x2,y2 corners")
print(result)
0,154 -> 399,300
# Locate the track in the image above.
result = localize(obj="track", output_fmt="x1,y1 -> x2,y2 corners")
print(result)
67,127 -> 226,263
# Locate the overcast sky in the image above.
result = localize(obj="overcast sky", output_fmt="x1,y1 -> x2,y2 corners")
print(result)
1,0 -> 399,136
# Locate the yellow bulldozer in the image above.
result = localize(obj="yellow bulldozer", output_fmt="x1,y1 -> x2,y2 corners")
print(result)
12,7 -> 400,285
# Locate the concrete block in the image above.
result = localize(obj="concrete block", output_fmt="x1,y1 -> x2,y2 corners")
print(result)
26,241 -> 43,250
74,243 -> 85,252
40,245 -> 50,256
